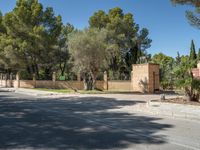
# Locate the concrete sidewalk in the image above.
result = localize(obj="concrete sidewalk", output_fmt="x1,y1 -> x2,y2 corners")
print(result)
147,100 -> 200,121
0,87 -> 66,96
0,87 -> 199,122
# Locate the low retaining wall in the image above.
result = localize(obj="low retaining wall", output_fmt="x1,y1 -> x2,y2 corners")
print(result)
108,80 -> 132,91
1,79 -> 132,91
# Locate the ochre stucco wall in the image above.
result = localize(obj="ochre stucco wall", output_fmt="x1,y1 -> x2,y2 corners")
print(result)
132,63 -> 160,93
1,63 -> 160,93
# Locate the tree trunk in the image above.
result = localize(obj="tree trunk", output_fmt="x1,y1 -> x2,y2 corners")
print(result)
82,72 -> 96,90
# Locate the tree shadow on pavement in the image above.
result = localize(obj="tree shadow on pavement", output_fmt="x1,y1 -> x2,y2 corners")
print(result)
0,93 -> 174,150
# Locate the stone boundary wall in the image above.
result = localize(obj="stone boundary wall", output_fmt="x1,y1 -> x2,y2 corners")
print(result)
0,63 -> 160,93
108,80 -> 132,91
1,79 -> 132,91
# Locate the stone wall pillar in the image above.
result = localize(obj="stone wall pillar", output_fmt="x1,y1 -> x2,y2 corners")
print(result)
52,72 -> 56,88
33,73 -> 36,88
77,72 -> 81,81
8,73 -> 13,87
103,71 -> 108,90
16,72 -> 20,88
131,71 -> 134,91
5,73 -> 8,88
0,73 -> 2,86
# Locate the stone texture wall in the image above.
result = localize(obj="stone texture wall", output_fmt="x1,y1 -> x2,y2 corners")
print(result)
132,63 -> 160,93
11,80 -> 104,90
192,62 -> 200,79
0,63 -> 160,93
132,64 -> 149,93
108,81 -> 132,91
148,64 -> 160,93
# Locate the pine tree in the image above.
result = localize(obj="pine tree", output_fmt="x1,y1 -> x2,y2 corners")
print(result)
189,40 -> 197,61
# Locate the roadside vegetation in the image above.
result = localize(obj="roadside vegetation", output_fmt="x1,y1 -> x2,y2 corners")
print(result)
0,0 -> 199,101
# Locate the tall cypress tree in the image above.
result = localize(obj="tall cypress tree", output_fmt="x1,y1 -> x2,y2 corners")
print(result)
197,48 -> 200,62
189,40 -> 197,61
176,51 -> 181,65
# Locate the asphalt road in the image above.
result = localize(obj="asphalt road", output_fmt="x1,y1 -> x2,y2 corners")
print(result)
0,91 -> 200,150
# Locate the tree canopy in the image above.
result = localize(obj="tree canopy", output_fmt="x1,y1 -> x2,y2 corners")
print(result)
171,0 -> 200,28
89,7 -> 152,79
68,28 -> 108,90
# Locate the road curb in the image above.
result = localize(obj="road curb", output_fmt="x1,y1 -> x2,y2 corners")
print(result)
147,99 -> 200,122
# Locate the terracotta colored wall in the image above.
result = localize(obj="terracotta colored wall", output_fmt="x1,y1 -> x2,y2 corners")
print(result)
108,81 -> 132,91
132,63 -> 160,93
11,80 -> 104,90
132,64 -> 149,93
17,80 -> 35,88
1,63 -> 159,93
148,64 -> 160,93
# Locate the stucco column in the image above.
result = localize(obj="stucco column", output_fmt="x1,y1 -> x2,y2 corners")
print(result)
5,73 -> 8,88
16,72 -> 20,88
131,71 -> 134,91
0,73 -> 2,86
8,73 -> 13,87
77,72 -> 81,81
52,72 -> 56,88
103,71 -> 108,90
33,73 -> 36,88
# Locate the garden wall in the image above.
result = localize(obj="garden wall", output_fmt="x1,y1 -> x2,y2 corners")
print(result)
108,80 -> 132,91
0,63 -> 160,93
1,79 -> 131,91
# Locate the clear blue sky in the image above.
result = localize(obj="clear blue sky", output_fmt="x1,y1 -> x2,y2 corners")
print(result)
0,0 -> 200,57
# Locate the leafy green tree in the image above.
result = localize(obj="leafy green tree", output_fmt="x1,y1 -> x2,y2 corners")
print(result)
2,0 -> 62,79
89,7 -> 151,79
151,53 -> 175,89
174,56 -> 199,101
55,23 -> 74,77
171,0 -> 200,28
37,7 -> 62,79
68,28 -> 108,90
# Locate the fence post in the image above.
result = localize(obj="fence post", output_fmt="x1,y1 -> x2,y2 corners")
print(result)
16,72 -> 20,88
52,72 -> 56,88
103,71 -> 108,90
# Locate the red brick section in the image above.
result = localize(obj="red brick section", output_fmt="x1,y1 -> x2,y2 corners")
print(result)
192,68 -> 200,78
192,62 -> 200,79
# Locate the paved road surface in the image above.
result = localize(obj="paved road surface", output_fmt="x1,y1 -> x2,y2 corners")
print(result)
0,91 -> 199,150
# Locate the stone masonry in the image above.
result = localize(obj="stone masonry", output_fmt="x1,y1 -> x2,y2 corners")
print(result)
132,63 -> 160,93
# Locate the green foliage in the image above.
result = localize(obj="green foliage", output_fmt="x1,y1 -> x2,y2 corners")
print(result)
0,0 -> 63,79
54,23 -> 74,76
174,56 -> 199,101
89,7 -> 152,79
151,53 -> 174,89
189,40 -> 197,61
68,28 -> 108,90
171,0 -> 200,29
197,48 -> 200,61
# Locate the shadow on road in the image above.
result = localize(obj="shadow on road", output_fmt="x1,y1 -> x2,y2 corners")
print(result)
0,93 -> 173,149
